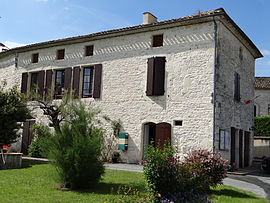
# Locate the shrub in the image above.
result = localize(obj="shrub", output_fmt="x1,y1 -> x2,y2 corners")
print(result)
0,83 -> 31,146
254,116 -> 270,137
48,102 -> 105,189
28,124 -> 52,158
184,149 -> 229,192
143,145 -> 210,202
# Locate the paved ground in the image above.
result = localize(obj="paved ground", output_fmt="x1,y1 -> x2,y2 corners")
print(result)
105,163 -> 270,200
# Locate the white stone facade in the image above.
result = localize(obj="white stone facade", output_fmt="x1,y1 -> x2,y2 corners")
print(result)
0,9 -> 262,164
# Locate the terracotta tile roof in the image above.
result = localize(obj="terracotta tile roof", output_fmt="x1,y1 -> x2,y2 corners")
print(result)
255,77 -> 270,89
0,8 -> 262,59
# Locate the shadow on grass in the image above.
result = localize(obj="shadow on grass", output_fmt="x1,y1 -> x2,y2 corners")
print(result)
21,159 -> 48,168
71,182 -> 146,195
211,188 -> 258,199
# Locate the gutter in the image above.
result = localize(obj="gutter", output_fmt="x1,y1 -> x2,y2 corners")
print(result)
212,17 -> 218,153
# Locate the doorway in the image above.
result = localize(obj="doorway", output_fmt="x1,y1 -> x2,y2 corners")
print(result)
143,122 -> 171,157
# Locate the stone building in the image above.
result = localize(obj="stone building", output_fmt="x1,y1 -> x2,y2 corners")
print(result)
0,8 -> 262,166
255,77 -> 270,117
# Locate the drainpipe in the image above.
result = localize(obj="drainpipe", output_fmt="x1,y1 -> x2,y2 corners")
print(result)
212,17 -> 218,153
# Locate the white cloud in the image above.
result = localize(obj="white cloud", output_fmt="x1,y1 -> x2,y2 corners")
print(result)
3,41 -> 27,49
261,49 -> 270,56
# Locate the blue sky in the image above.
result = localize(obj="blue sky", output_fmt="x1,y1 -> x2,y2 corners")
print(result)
0,0 -> 269,76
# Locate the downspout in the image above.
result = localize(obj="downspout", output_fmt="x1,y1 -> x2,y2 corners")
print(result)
212,17 -> 218,153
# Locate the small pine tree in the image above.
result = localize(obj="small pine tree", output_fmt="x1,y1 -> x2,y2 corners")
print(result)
48,102 -> 105,189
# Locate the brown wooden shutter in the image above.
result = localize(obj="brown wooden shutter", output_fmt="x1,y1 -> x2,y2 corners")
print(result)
153,34 -> 163,47
153,57 -> 166,95
93,64 -> 102,98
234,72 -> 240,101
72,66 -> 80,98
244,131 -> 250,167
146,58 -> 155,96
64,67 -> 72,91
146,57 -> 166,96
45,70 -> 52,97
21,72 -> 28,94
37,70 -> 45,97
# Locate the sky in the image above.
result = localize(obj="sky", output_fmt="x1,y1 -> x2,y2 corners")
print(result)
0,0 -> 269,76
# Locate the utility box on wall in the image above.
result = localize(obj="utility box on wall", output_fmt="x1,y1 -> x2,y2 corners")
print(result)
118,132 -> 128,150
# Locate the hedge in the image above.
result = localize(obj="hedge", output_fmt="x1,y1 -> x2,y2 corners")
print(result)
254,116 -> 270,137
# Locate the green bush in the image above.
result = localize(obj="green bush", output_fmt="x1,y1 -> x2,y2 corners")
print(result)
28,124 -> 52,158
184,150 -> 229,193
143,145 -> 210,202
254,116 -> 270,137
48,102 -> 105,189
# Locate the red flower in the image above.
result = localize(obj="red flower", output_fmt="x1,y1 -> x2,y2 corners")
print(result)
232,162 -> 237,166
3,145 -> 10,150
245,100 -> 251,104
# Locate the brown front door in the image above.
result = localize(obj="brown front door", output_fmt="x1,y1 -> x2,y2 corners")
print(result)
244,131 -> 250,167
155,122 -> 171,149
231,127 -> 236,165
21,120 -> 35,154
239,130 -> 243,168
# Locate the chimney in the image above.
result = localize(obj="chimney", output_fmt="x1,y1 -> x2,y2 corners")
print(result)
143,12 -> 157,25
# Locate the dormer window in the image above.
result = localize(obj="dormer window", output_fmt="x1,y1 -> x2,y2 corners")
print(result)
152,34 -> 163,47
32,53 -> 39,63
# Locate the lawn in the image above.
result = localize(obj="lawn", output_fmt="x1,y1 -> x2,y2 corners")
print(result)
0,161 -> 268,203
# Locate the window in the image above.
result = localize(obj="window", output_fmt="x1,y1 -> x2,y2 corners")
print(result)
82,67 -> 94,97
85,45 -> 94,56
152,34 -> 163,47
30,72 -> 38,93
234,72 -> 240,102
32,53 -> 39,63
146,57 -> 166,96
54,70 -> 65,97
56,49 -> 65,60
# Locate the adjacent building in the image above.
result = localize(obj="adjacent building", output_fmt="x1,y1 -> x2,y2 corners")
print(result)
0,8 -> 262,166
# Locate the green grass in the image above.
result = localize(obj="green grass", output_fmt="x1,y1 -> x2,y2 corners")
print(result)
0,160 -> 268,203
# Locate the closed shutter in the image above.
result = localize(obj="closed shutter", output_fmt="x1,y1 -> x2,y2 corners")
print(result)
93,64 -> 102,98
146,58 -> 155,96
234,72 -> 240,101
73,66 -> 80,98
146,57 -> 166,96
45,70 -> 52,98
37,70 -> 45,98
64,67 -> 72,91
21,72 -> 28,94
153,57 -> 166,95
231,127 -> 236,164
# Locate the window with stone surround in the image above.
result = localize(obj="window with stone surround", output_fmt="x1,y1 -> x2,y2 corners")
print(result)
82,66 -> 94,97
152,34 -> 163,47
32,53 -> 39,63
85,45 -> 94,56
56,49 -> 65,60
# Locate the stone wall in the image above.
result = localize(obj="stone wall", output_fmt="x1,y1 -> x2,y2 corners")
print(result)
255,89 -> 270,117
214,21 -> 255,165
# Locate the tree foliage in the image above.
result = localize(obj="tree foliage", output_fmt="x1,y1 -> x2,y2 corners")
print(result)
254,116 -> 270,137
0,83 -> 31,145
48,102 -> 105,189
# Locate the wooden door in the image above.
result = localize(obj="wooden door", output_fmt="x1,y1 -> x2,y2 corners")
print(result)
21,120 -> 35,154
230,127 -> 236,165
155,122 -> 171,149
244,131 -> 250,167
239,130 -> 243,168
